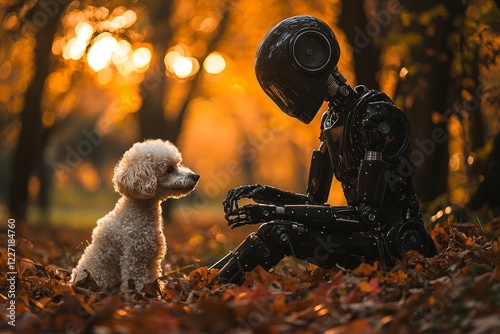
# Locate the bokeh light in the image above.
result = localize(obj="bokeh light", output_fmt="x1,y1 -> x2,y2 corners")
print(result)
58,8 -> 151,76
399,67 -> 409,78
75,22 -> 93,41
203,52 -> 226,74
132,47 -> 152,70
63,37 -> 87,60
164,46 -> 200,79
173,57 -> 193,78
87,33 -> 117,71
112,40 -> 132,65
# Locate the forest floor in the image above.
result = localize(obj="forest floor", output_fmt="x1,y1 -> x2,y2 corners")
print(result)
1,210 -> 499,333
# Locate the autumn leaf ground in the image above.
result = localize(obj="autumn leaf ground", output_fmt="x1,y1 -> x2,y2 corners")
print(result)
1,213 -> 499,334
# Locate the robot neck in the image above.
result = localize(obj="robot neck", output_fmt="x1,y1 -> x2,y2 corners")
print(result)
325,67 -> 357,109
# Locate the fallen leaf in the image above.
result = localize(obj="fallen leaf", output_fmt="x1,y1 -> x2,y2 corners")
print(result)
325,319 -> 375,334
352,262 -> 379,277
357,280 -> 373,294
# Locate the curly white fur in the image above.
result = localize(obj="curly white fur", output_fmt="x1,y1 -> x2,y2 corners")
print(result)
71,139 -> 199,292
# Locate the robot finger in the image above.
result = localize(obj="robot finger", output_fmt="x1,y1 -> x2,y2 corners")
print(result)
225,207 -> 257,228
233,184 -> 262,200
223,191 -> 241,213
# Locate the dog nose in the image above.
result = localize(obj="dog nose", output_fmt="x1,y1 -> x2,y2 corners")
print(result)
190,174 -> 200,182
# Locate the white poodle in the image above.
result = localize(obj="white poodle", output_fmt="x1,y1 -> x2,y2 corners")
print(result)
71,139 -> 199,292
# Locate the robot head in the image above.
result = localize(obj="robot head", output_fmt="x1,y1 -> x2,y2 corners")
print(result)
255,15 -> 340,124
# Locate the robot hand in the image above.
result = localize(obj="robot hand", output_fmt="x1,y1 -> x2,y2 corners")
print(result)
223,184 -> 267,213
223,184 -> 312,215
225,204 -> 274,228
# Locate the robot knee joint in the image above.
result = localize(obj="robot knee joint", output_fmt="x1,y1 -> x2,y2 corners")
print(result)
257,220 -> 294,247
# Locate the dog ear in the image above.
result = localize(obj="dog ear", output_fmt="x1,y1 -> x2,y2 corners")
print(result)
113,154 -> 157,199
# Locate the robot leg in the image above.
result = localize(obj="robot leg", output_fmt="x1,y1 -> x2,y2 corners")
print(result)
210,219 -> 380,284
210,222 -> 287,284
386,221 -> 438,258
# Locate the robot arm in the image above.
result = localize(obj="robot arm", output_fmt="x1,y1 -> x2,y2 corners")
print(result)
307,142 -> 334,203
225,203 -> 368,231
222,184 -> 314,223
223,139 -> 335,225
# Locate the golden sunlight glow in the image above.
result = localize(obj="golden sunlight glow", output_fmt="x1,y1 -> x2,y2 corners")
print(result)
190,15 -> 218,32
132,47 -> 152,69
62,22 -> 94,60
75,22 -> 93,41
399,67 -> 409,78
97,67 -> 113,85
63,37 -> 87,60
173,57 -> 193,78
112,40 -> 132,65
42,111 -> 55,127
59,8 -> 150,75
164,47 -> 199,79
164,50 -> 182,71
77,163 -> 100,191
110,10 -> 136,29
100,7 -> 138,31
204,53 -> 226,74
87,33 -> 117,71
449,153 -> 462,172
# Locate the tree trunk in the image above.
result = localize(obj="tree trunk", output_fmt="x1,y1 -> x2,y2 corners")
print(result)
338,0 -> 381,90
137,0 -> 175,141
8,1 -> 64,220
137,0 -> 234,220
394,1 -> 463,202
137,42 -> 170,141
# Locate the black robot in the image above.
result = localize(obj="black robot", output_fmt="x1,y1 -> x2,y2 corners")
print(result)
210,15 -> 437,284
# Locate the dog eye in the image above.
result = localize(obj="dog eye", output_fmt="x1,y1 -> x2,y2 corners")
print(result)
166,165 -> 175,174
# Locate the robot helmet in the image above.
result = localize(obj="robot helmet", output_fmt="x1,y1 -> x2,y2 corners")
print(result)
255,15 -> 340,124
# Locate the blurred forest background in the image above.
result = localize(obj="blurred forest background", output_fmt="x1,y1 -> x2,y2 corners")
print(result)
0,0 -> 499,234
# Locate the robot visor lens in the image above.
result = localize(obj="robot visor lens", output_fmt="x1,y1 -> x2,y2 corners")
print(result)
290,30 -> 331,73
